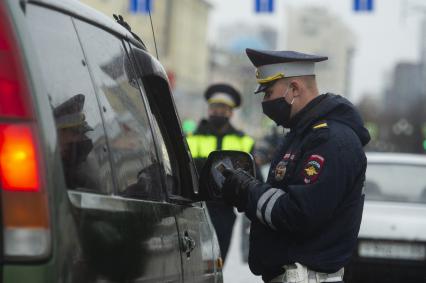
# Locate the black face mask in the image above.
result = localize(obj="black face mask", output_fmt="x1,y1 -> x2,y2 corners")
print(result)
262,97 -> 293,128
209,115 -> 229,129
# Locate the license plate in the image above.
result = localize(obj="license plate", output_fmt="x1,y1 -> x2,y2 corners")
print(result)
358,241 -> 426,260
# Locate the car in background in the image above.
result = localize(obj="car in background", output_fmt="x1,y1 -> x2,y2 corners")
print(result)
0,0 -> 222,282
345,152 -> 426,283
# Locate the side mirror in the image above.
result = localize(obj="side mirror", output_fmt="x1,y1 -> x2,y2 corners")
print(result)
198,150 -> 256,201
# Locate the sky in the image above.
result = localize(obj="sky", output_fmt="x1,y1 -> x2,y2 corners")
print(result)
207,0 -> 423,102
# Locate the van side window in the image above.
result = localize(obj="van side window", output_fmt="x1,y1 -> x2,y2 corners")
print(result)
27,6 -> 114,194
74,20 -> 164,200
150,111 -> 180,196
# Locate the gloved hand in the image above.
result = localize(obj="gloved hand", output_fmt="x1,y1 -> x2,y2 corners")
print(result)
222,168 -> 262,212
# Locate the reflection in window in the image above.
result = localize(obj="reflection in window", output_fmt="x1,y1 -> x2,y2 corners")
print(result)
75,20 -> 164,200
27,6 -> 113,194
150,115 -> 179,195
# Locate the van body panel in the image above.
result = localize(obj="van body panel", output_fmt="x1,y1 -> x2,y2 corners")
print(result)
174,205 -> 217,283
1,0 -> 222,282
3,264 -> 53,283
67,191 -> 182,282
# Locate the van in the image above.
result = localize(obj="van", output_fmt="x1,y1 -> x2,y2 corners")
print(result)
0,0 -> 226,281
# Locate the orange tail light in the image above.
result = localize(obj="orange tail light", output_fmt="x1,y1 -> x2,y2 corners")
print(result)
0,3 -> 50,260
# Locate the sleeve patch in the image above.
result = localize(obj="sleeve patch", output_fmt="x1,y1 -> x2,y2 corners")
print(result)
302,154 -> 325,184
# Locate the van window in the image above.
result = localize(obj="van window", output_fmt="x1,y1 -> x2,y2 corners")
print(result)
74,20 -> 164,200
129,43 -> 198,199
27,5 -> 114,194
150,110 -> 180,196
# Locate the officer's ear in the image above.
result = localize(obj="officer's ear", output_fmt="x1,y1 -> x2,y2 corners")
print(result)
288,80 -> 301,97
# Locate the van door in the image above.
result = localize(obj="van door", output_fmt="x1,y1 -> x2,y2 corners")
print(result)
136,76 -> 219,282
26,5 -> 122,282
74,19 -> 184,283
175,204 -> 217,283
152,113 -> 215,283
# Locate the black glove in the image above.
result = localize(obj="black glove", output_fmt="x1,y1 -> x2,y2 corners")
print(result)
222,168 -> 261,212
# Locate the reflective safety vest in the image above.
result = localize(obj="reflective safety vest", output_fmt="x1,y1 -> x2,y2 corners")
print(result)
186,134 -> 255,158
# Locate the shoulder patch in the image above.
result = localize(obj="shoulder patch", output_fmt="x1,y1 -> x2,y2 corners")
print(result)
302,154 -> 325,184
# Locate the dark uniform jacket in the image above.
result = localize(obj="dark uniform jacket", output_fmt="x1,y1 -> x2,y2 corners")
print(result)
187,119 -> 256,261
244,94 -> 370,282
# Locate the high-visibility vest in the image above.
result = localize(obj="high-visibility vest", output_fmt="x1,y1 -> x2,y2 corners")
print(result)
186,134 -> 254,158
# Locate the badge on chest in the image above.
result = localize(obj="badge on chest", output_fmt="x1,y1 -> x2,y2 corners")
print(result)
274,160 -> 287,181
274,153 -> 295,182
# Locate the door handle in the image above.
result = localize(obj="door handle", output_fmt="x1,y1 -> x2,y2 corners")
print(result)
182,231 -> 196,257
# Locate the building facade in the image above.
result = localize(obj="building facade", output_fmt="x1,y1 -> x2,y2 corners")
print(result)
286,6 -> 355,97
80,0 -> 212,117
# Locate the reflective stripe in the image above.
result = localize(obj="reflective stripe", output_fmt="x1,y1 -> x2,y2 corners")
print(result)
199,136 -> 217,158
256,188 -> 278,225
264,190 -> 285,230
187,134 -> 254,158
186,135 -> 199,157
186,135 -> 217,158
241,135 -> 255,153
222,135 -> 254,153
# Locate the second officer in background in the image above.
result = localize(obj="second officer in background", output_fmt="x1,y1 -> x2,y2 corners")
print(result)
187,83 -> 256,262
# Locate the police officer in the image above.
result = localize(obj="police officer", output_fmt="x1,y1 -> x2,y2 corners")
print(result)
187,83 -> 256,262
221,49 -> 371,283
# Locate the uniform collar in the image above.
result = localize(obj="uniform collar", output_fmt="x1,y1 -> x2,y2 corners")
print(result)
288,94 -> 329,133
